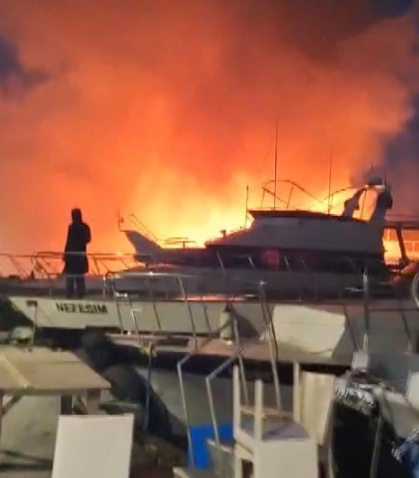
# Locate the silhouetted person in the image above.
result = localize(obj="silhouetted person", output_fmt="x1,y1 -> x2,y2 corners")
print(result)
64,208 -> 91,298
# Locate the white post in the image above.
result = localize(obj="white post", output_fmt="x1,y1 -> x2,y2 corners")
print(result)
254,379 -> 263,441
293,361 -> 301,422
233,366 -> 241,434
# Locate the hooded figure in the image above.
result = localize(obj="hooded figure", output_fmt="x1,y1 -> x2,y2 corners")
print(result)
64,208 -> 91,298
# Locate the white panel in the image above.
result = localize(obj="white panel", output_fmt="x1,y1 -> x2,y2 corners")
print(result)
52,414 -> 134,478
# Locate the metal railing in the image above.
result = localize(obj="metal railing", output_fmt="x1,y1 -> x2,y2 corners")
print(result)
0,248 -> 401,299
0,253 -> 34,278
172,263 -> 419,467
174,282 -> 256,467
361,263 -> 419,354
204,283 -> 281,447
175,281 -> 281,466
104,270 -> 205,343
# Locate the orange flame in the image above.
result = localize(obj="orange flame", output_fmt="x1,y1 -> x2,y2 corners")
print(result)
0,2 -> 418,256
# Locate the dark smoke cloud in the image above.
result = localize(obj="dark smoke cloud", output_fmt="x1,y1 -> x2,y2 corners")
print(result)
0,34 -> 47,95
0,0 -> 417,253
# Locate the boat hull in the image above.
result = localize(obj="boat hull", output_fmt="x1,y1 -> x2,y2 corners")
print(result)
6,294 -> 419,356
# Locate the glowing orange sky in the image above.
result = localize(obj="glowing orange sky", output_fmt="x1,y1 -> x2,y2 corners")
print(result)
0,0 -> 418,254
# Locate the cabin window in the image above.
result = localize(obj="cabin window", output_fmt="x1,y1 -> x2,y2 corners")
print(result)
259,249 -> 282,270
219,253 -> 255,270
169,247 -> 386,276
285,252 -> 314,272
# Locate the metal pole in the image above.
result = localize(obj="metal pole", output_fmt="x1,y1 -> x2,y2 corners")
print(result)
177,360 -> 195,467
362,267 -> 370,352
369,414 -> 383,478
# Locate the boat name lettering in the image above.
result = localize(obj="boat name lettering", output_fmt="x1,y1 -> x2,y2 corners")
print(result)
55,302 -> 108,314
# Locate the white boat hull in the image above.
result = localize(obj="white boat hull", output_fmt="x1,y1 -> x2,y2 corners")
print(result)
7,295 -> 419,356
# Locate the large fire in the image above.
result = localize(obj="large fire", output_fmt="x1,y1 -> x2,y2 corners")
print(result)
0,0 -> 418,262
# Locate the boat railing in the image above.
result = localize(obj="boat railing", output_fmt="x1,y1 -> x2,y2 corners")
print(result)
123,213 -> 159,243
0,249 -> 412,308
216,250 -> 385,301
361,262 -> 419,354
0,253 -> 35,278
175,284 -> 253,467
105,269 -> 204,339
176,281 -> 281,466
33,251 -> 142,275
260,179 -> 323,210
122,213 -> 202,249
0,251 -> 147,295
162,237 -> 200,248
204,281 -> 281,448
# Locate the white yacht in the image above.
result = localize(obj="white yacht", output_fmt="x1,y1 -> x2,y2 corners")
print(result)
114,177 -> 394,297
4,176 -> 419,354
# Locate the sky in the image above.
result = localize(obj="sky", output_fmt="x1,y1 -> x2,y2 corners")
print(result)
0,0 -> 418,254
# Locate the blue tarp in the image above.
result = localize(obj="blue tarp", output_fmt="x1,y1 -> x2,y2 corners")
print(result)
188,423 -> 233,469
395,440 -> 419,478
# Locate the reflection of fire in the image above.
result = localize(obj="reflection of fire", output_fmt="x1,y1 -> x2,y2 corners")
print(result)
383,240 -> 402,263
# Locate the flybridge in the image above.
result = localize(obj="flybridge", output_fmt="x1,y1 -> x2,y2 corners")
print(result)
247,209 -> 365,222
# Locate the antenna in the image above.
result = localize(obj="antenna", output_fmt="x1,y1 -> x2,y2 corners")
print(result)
273,119 -> 279,210
244,185 -> 249,228
116,209 -> 123,231
327,147 -> 333,215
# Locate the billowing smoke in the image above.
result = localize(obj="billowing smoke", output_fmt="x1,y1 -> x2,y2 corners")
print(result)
0,0 -> 417,252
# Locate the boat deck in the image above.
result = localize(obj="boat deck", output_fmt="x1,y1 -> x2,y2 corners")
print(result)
108,334 -> 352,367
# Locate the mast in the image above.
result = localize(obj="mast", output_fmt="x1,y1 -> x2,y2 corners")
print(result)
244,185 -> 249,228
327,148 -> 333,214
273,119 -> 278,210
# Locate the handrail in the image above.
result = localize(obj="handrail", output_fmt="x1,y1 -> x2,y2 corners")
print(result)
176,310 -> 239,466
205,281 -> 280,445
126,214 -> 159,243
106,270 -> 199,341
0,249 -> 412,306
362,261 -> 418,354
260,179 -> 323,209
174,280 -> 264,467
0,253 -> 33,278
